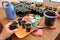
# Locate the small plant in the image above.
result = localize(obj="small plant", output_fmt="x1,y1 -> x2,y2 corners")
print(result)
16,7 -> 22,14
36,7 -> 40,12
20,1 -> 24,3
16,8 -> 19,13
20,1 -> 27,3
29,6 -> 34,10
39,9 -> 44,17
11,2 -> 18,6
46,10 -> 55,16
49,7 -> 52,10
52,8 -> 57,11
31,2 -> 34,4
31,7 -> 36,14
19,3 -> 24,7
25,2 -> 32,5
36,2 -> 43,7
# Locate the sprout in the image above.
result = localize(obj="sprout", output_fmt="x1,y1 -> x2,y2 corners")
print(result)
49,7 -> 52,10
53,8 -> 57,11
36,7 -> 40,12
11,2 -> 18,6
16,8 -> 20,12
36,2 -> 43,7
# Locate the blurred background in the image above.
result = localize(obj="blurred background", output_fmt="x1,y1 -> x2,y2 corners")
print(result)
0,0 -> 60,8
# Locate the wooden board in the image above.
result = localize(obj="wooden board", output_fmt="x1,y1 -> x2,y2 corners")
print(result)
15,25 -> 34,38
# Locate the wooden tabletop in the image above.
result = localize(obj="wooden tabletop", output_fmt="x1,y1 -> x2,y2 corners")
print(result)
0,7 -> 60,40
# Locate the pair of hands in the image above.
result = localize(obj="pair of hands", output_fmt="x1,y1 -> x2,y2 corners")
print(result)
0,22 -> 18,40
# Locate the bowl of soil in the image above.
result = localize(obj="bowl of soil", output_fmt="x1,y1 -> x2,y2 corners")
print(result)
44,10 -> 56,26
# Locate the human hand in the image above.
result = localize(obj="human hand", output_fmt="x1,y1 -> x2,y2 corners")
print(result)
0,22 -> 18,40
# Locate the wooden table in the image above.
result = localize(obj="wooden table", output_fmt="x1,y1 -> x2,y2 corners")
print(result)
0,7 -> 60,40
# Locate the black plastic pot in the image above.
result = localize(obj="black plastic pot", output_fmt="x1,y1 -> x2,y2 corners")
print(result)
10,21 -> 18,30
16,11 -> 26,17
21,21 -> 26,28
38,9 -> 44,17
39,12 -> 44,17
18,18 -> 22,25
25,23 -> 31,32
31,9 -> 36,14
34,11 -> 39,15
44,10 -> 56,26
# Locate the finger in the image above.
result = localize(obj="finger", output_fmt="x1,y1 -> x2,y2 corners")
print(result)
11,29 -> 18,33
4,22 -> 12,28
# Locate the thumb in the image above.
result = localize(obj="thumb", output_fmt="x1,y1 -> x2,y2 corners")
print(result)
11,29 -> 18,33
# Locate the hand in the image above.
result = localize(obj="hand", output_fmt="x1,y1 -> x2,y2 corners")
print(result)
0,22 -> 18,40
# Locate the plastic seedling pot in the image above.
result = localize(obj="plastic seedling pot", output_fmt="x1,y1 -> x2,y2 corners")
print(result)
25,23 -> 31,32
21,21 -> 26,28
39,9 -> 44,17
18,18 -> 22,25
10,21 -> 18,30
